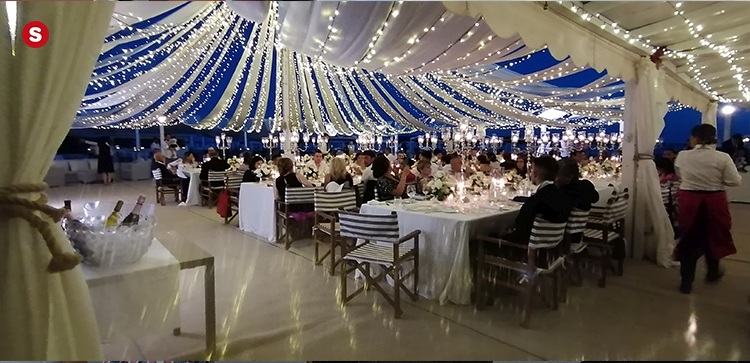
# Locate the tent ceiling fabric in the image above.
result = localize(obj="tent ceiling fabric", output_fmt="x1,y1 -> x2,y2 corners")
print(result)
78,1 -> 708,132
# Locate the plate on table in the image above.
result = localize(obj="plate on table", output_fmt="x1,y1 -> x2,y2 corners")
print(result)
434,205 -> 460,214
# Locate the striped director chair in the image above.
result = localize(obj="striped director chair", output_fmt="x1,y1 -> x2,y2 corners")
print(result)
583,188 -> 629,288
223,171 -> 244,224
313,189 -> 358,275
337,211 -> 421,319
152,169 -> 181,206
201,170 -> 227,207
560,208 -> 590,302
475,217 -> 567,328
275,186 -> 319,250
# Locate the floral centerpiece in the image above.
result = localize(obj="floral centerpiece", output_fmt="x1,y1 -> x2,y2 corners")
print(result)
600,159 -> 620,175
254,163 -> 274,179
504,169 -> 524,188
466,172 -> 491,194
302,155 -> 312,164
324,153 -> 334,163
302,164 -> 320,181
227,156 -> 243,171
425,170 -> 457,201
580,162 -> 600,178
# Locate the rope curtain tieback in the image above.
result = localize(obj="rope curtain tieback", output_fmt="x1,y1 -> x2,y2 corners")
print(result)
634,154 -> 654,161
0,182 -> 81,273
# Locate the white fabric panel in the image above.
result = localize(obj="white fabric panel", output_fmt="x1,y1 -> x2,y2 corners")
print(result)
621,58 -> 674,268
701,101 -> 718,127
238,183 -> 276,243
663,71 -> 714,112
226,1 -> 270,24
0,2 -> 114,359
444,1 -> 639,81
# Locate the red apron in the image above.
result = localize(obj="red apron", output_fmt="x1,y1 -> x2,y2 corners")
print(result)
676,190 -> 736,259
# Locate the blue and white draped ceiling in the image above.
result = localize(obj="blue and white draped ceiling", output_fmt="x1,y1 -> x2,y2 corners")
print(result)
74,1 -> 689,133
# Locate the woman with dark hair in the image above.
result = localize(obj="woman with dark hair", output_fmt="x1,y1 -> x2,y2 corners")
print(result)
655,157 -> 678,183
372,155 -> 410,201
84,137 -> 115,185
274,157 -> 314,218
515,155 -> 528,178
242,155 -> 266,182
673,124 -> 741,294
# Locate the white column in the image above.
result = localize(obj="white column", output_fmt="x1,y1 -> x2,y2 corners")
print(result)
281,49 -> 293,156
243,125 -> 249,151
134,128 -> 141,150
159,124 -> 165,152
723,113 -> 733,142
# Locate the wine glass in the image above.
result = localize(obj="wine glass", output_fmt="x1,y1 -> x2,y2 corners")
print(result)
407,184 -> 417,199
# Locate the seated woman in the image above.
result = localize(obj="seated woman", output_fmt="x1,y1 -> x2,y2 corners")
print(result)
477,155 -> 492,174
238,152 -> 254,172
168,152 -> 197,206
514,155 -> 528,178
372,155 -> 411,201
655,157 -> 679,183
415,160 -> 433,195
324,157 -> 354,190
242,155 -> 266,183
274,157 -> 314,219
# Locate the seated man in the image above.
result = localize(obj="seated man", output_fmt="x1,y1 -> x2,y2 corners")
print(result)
152,151 -> 180,184
200,148 -> 230,181
502,155 -> 573,244
556,158 -> 599,211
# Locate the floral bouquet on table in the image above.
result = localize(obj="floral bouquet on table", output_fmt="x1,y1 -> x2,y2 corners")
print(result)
467,172 -> 491,194
227,156 -> 243,171
425,170 -> 457,201
504,169 -> 524,189
347,162 -> 362,176
254,163 -> 274,180
600,159 -> 620,175
302,165 -> 319,181
324,153 -> 334,163
302,155 -> 312,164
581,162 -> 600,178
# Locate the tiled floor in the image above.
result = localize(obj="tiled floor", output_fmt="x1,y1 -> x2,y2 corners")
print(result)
47,180 -> 750,360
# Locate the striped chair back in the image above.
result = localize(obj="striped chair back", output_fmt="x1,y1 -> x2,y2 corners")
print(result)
314,189 -> 357,212
225,171 -> 243,190
338,211 -> 401,243
528,217 -> 567,249
590,191 -> 629,224
284,187 -> 318,204
660,183 -> 671,205
208,170 -> 227,183
566,208 -> 589,235
152,169 -> 163,181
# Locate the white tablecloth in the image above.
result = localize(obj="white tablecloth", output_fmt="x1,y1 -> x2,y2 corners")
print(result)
359,185 -> 616,306
82,239 -> 180,343
238,182 -> 276,242
185,169 -> 202,206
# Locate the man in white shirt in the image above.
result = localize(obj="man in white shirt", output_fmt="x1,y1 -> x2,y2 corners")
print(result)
360,150 -> 376,183
305,149 -> 330,179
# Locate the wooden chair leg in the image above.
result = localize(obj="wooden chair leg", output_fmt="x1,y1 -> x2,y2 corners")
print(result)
559,263 -> 568,303
329,234 -> 336,276
551,271 -> 560,310
599,250 -> 610,288
520,276 -> 535,329
412,255 -> 419,301
340,256 -> 348,305
393,263 -> 402,319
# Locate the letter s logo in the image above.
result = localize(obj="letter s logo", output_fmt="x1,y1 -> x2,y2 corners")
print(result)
22,21 -> 49,48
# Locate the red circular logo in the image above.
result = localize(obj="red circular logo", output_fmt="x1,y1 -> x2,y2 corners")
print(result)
22,21 -> 49,48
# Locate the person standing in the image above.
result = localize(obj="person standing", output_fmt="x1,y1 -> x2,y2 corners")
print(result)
674,124 -> 741,294
85,137 -> 115,185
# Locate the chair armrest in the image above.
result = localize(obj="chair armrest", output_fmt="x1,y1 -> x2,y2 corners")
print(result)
476,235 -> 528,249
316,211 -> 336,221
397,229 -> 421,244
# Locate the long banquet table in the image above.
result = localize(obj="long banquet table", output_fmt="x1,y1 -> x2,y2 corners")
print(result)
359,182 -> 618,306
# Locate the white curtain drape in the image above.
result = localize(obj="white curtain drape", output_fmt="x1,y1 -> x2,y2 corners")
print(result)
621,58 -> 675,267
701,101 -> 718,126
0,2 -> 114,359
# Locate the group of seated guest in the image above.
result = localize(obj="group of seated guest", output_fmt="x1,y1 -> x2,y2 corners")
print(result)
372,155 -> 412,200
499,156 -> 599,245
167,152 -> 197,206
324,157 -> 354,189
200,149 -> 230,182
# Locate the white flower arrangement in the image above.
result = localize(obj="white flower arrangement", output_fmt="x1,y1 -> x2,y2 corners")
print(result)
467,172 -> 491,193
254,163 -> 274,179
600,159 -> 619,174
324,153 -> 333,163
227,156 -> 243,171
302,164 -> 319,181
504,169 -> 524,185
302,155 -> 312,164
425,170 -> 457,201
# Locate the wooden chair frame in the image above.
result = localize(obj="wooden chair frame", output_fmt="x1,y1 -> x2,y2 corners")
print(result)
581,190 -> 629,288
223,172 -> 243,224
474,221 -> 566,329
200,171 -> 226,207
275,188 -> 318,250
153,169 -> 181,206
339,230 -> 421,319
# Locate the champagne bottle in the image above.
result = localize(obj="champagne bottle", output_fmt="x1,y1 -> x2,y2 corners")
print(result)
104,200 -> 124,227
121,195 -> 146,226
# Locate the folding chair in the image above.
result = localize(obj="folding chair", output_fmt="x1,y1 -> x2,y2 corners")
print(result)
560,208 -> 590,302
223,171 -> 244,224
275,187 -> 318,250
313,189 -> 358,275
201,170 -> 227,207
582,188 -> 629,287
337,211 -> 421,319
475,217 -> 567,328
152,169 -> 181,206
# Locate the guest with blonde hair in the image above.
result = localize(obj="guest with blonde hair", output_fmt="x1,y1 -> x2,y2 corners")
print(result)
324,157 -> 354,188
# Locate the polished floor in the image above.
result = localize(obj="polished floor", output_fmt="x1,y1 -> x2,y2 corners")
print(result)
47,180 -> 750,360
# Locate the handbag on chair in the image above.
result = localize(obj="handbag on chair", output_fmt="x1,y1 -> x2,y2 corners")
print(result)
216,190 -> 231,218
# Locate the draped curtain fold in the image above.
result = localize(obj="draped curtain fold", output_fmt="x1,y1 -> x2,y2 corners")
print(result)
0,2 -> 115,359
622,58 -> 675,267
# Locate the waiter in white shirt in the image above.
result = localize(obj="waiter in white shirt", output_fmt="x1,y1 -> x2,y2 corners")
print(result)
674,124 -> 741,294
